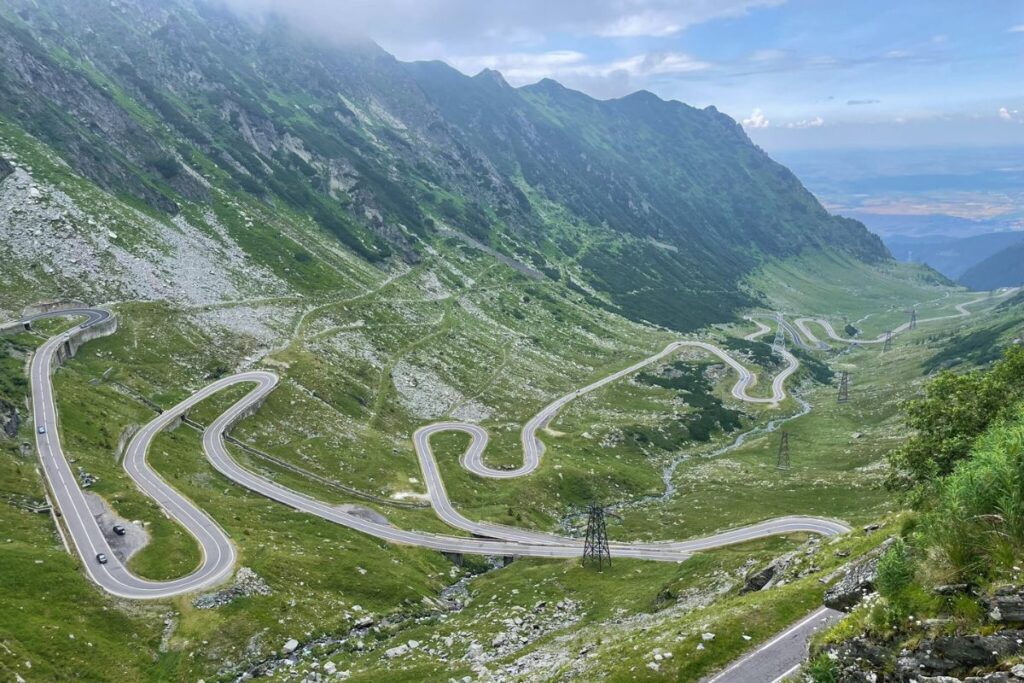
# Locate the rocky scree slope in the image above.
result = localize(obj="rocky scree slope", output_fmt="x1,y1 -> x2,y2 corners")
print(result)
0,0 -> 886,330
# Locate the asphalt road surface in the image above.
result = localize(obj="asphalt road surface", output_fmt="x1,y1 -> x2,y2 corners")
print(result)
21,308 -> 847,599
704,606 -> 844,683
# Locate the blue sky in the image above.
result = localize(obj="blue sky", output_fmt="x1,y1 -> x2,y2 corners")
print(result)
232,0 -> 1024,150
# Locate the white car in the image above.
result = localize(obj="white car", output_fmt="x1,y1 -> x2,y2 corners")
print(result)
37,425 -> 46,434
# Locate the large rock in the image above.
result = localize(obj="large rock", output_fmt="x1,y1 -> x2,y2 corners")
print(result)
990,586 -> 1024,622
385,644 -> 409,658
743,552 -> 796,593
818,635 -> 892,681
896,631 -> 1024,679
0,398 -> 19,439
824,539 -> 893,611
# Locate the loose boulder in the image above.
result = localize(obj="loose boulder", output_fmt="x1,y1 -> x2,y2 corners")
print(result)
824,539 -> 893,611
743,552 -> 796,593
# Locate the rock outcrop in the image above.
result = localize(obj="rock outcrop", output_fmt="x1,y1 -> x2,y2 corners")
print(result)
0,154 -> 12,183
0,398 -> 19,438
743,551 -> 796,592
990,586 -> 1024,623
896,631 -> 1024,679
824,538 -> 893,611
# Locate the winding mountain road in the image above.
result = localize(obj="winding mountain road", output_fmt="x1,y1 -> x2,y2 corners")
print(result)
20,307 -> 847,598
795,288 -> 1019,346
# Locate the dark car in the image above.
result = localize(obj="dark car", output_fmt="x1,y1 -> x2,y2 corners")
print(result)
96,553 -> 108,565
37,425 -> 46,434
112,525 -> 126,536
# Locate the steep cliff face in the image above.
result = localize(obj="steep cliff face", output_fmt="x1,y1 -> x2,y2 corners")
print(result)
0,0 -> 889,330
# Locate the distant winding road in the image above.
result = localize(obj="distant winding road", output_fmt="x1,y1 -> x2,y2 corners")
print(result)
20,307 -> 847,599
794,288 -> 1019,346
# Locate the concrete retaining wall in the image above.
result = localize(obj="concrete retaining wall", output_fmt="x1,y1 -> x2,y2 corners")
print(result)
220,390 -> 271,437
23,301 -> 88,317
47,314 -> 118,372
0,321 -> 29,336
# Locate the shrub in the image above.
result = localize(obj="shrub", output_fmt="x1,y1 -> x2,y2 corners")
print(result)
923,404 -> 1024,579
887,346 -> 1024,489
806,653 -> 840,683
876,538 -> 914,603
147,153 -> 182,179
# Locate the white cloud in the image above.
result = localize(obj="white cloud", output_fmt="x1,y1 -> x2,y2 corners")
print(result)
742,108 -> 770,129
449,51 -> 587,81
596,12 -> 683,37
222,0 -> 790,51
449,50 -> 711,91
999,107 -> 1022,123
750,48 -> 787,62
608,52 -> 712,76
784,116 -> 824,128
593,1 -> 787,37
1010,24 -> 1024,33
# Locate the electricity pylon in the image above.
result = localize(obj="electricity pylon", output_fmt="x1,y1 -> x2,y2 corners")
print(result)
882,330 -> 893,352
582,503 -> 612,570
838,371 -> 850,403
777,431 -> 790,470
772,314 -> 786,351
909,309 -> 917,330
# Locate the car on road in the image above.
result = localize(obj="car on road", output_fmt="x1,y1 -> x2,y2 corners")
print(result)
113,524 -> 126,536
96,553 -> 108,564
37,425 -> 46,434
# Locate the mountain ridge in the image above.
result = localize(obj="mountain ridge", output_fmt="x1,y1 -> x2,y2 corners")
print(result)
0,0 -> 887,330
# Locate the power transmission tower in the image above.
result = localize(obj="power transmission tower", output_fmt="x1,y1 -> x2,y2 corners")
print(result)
837,371 -> 850,403
909,309 -> 917,330
582,503 -> 612,570
777,431 -> 790,469
772,314 -> 786,351
882,330 -> 893,352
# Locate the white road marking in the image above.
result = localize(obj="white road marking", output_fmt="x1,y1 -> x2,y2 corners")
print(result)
705,606 -> 834,683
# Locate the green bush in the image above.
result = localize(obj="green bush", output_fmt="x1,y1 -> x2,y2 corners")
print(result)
876,538 -> 914,603
887,346 -> 1024,489
924,404 -> 1024,579
806,653 -> 840,682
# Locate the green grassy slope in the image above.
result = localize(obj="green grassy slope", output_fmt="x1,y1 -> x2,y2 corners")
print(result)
4,244 -> 1016,681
